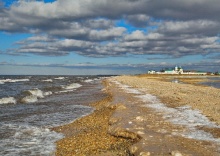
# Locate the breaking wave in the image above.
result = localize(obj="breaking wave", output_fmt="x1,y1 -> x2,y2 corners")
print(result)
0,78 -> 29,84
54,77 -> 65,80
21,89 -> 52,104
65,83 -> 82,90
0,75 -> 104,156
42,79 -> 53,82
84,79 -> 94,83
0,123 -> 63,156
0,97 -> 16,105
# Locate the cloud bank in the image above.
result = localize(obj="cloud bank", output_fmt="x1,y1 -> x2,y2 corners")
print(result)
0,0 -> 220,71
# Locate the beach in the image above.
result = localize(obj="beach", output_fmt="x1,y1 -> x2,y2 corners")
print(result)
53,75 -> 220,156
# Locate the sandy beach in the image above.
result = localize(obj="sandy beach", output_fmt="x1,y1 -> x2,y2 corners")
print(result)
53,75 -> 220,156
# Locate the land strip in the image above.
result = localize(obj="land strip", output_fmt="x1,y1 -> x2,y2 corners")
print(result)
52,82 -> 136,156
53,75 -> 220,155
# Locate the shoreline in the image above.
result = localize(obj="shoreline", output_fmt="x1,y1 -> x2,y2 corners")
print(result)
53,75 -> 220,155
52,81 -> 137,155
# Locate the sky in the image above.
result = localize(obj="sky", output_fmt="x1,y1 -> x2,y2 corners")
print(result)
0,0 -> 220,75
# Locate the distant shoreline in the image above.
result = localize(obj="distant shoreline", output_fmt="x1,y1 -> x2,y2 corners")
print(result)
137,74 -> 220,88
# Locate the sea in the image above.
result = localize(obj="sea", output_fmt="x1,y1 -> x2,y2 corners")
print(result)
171,76 -> 220,89
201,77 -> 220,88
0,75 -> 109,156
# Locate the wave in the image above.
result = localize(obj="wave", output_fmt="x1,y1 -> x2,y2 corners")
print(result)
84,79 -> 94,83
0,123 -> 63,156
21,95 -> 38,103
42,79 -> 53,82
56,90 -> 74,93
20,89 -> 52,104
29,89 -> 45,98
54,83 -> 82,94
0,78 -> 29,84
0,97 -> 16,105
64,83 -> 82,90
84,77 -> 104,83
44,91 -> 52,96
54,77 -> 65,80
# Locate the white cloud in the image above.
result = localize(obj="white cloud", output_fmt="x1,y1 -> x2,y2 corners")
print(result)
0,0 -> 220,59
158,20 -> 220,36
58,39 -> 94,49
124,30 -> 146,41
89,27 -> 126,41
125,14 -> 150,27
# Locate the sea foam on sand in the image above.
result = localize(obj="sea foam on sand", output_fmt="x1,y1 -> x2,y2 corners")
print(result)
114,80 -> 220,143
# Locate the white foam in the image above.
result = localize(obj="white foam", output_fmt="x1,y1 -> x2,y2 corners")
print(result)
54,77 -> 65,80
65,83 -> 82,90
136,94 -> 159,104
0,78 -> 29,84
138,94 -> 220,143
21,95 -> 38,103
56,90 -> 74,93
21,89 -> 52,103
42,79 -> 53,82
124,87 -> 142,94
114,80 -> 220,144
44,91 -> 52,96
29,89 -> 44,98
0,97 -> 16,104
54,83 -> 82,94
84,79 -> 94,83
113,81 -> 142,94
166,106 -> 218,127
0,123 -> 63,156
94,78 -> 102,81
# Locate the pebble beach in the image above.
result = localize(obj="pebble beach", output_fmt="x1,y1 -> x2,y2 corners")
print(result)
53,75 -> 220,156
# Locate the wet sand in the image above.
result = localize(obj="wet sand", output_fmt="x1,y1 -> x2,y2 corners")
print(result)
53,75 -> 220,156
52,82 -> 137,156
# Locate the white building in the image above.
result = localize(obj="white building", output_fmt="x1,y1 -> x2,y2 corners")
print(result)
148,70 -> 156,74
164,66 -> 183,74
148,66 -> 208,75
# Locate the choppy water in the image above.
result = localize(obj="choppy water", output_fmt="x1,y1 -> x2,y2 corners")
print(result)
0,75 -> 108,156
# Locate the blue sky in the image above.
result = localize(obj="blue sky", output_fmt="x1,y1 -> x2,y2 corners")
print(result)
0,0 -> 220,75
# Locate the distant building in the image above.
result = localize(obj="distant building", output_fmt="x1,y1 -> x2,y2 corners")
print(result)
148,66 -> 208,75
164,69 -> 176,74
164,66 -> 183,74
183,71 -> 207,75
148,70 -> 156,74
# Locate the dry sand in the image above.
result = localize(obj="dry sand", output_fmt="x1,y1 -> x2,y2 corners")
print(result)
116,75 -> 220,125
53,75 -> 220,156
